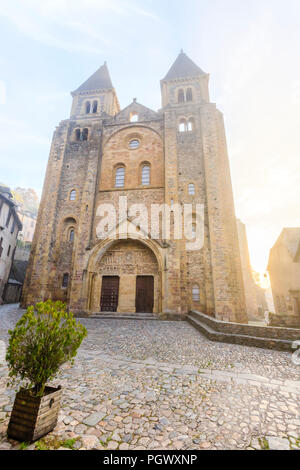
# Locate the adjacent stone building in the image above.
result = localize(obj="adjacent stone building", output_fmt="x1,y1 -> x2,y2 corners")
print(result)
17,210 -> 37,245
22,52 -> 247,322
12,187 -> 38,247
268,228 -> 300,326
0,186 -> 22,302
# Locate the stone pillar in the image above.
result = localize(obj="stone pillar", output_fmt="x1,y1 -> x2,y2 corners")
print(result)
90,274 -> 102,312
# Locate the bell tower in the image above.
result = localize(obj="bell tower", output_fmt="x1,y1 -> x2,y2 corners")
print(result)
161,50 -> 247,323
160,50 -> 210,108
70,62 -> 120,118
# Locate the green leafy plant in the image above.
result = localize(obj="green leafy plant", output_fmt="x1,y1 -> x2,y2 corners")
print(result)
35,440 -> 49,450
62,438 -> 77,449
258,437 -> 270,450
19,441 -> 30,450
6,300 -> 87,397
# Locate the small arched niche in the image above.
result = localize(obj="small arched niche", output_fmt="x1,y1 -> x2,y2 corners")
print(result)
186,88 -> 193,102
178,89 -> 185,103
85,101 -> 91,114
179,119 -> 187,133
130,112 -> 139,123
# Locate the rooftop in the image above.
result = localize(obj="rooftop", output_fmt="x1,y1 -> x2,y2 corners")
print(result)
163,50 -> 206,81
72,62 -> 113,95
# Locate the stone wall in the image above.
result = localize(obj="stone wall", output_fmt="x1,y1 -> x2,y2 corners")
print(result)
191,310 -> 300,341
269,313 -> 300,329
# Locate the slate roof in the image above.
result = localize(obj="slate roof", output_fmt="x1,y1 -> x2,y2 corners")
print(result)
0,191 -> 22,230
114,99 -> 158,121
163,51 -> 205,81
73,63 -> 113,94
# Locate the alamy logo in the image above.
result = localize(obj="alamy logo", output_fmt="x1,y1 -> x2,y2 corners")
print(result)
96,196 -> 205,251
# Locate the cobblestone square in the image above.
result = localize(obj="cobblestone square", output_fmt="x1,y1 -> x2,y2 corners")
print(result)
0,305 -> 299,450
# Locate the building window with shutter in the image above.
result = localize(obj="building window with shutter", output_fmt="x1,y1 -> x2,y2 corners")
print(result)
6,210 -> 11,228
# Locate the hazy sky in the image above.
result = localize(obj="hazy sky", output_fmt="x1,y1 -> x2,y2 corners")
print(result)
0,0 -> 300,274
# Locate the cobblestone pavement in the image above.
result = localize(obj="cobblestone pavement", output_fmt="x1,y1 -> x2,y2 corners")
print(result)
0,304 -> 299,450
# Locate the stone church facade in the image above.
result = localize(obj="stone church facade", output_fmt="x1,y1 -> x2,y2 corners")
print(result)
22,52 -> 247,323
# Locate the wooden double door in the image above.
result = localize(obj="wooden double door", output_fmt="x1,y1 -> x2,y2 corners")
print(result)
100,275 -> 154,313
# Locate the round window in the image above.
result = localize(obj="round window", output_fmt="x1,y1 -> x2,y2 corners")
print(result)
129,139 -> 140,149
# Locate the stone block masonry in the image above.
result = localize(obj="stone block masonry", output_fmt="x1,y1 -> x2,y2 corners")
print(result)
22,52 -> 247,323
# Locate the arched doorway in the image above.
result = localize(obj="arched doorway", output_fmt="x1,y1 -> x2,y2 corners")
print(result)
87,239 -> 162,314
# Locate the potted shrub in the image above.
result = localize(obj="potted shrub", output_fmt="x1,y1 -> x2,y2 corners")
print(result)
6,300 -> 87,442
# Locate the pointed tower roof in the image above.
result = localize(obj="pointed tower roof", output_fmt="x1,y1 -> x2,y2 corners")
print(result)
73,62 -> 113,94
163,50 -> 205,81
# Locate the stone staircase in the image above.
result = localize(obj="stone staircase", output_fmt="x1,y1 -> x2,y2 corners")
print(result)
89,312 -> 159,321
187,311 -> 298,352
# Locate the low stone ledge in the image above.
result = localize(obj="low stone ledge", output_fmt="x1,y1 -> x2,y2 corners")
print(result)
187,313 -> 295,352
190,310 -> 300,341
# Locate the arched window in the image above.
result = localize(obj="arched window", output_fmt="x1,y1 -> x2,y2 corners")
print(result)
69,229 -> 75,242
130,112 -> 138,123
141,165 -> 150,186
115,167 -> 125,188
187,118 -> 194,132
186,88 -> 193,102
188,183 -> 195,195
179,119 -> 186,133
75,129 -> 81,141
62,273 -> 69,288
85,101 -> 91,114
178,89 -> 185,103
82,128 -> 89,141
192,285 -> 200,302
70,190 -> 76,201
92,101 -> 98,113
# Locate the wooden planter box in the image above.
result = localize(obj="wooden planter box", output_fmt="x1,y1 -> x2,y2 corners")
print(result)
7,386 -> 62,442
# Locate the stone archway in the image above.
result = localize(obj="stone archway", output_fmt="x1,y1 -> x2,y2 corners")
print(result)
87,238 -> 163,314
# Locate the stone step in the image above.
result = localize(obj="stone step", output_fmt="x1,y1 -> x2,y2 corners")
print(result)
91,312 -> 157,317
90,312 -> 159,321
187,312 -> 293,352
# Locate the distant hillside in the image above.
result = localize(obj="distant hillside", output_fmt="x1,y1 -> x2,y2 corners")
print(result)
12,187 -> 39,216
